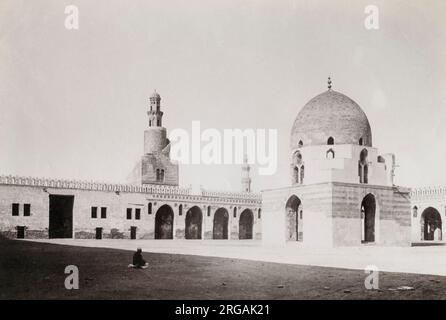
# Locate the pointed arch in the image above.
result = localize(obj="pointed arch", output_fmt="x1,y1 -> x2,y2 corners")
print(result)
327,137 -> 334,145
285,195 -> 302,241
213,208 -> 229,239
155,205 -> 174,239
412,205 -> 418,218
239,209 -> 254,239
421,207 -> 442,241
185,206 -> 203,239
292,151 -> 304,185
293,166 -> 299,184
359,149 -> 369,184
361,194 -> 376,243
326,148 -> 335,159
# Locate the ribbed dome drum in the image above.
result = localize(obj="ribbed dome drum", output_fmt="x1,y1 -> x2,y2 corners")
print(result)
290,90 -> 372,148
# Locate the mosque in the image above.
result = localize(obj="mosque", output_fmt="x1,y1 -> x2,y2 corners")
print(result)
0,79 -> 444,246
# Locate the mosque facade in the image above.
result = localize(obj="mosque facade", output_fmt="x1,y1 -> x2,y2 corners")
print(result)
0,82 -> 444,246
0,92 -> 262,241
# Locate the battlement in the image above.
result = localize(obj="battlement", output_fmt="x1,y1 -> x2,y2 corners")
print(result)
201,189 -> 262,202
410,186 -> 446,198
0,174 -> 191,195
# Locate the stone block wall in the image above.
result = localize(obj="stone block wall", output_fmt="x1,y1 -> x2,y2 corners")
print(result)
331,183 -> 411,246
0,183 -> 261,242
262,182 -> 411,247
141,153 -> 179,186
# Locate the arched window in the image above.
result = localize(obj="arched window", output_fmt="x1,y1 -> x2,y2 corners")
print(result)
292,151 -> 304,185
326,149 -> 335,159
258,208 -> 261,219
207,206 -> 211,217
179,204 -> 183,216
327,137 -> 334,145
233,207 -> 237,218
359,137 -> 363,145
359,149 -> 368,184
149,120 -> 152,126
412,206 -> 418,218
300,165 -> 304,183
363,165 -> 368,184
156,169 -> 165,182
293,166 -> 299,184
148,202 -> 152,215
293,151 -> 302,165
298,140 -> 303,147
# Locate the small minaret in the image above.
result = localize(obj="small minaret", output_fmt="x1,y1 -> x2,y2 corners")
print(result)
140,90 -> 179,186
147,90 -> 164,127
241,154 -> 252,193
144,91 -> 167,155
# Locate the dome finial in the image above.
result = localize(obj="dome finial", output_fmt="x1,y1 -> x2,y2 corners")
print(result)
327,76 -> 332,90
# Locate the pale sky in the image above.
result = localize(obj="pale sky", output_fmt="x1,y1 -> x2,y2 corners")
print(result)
0,0 -> 445,192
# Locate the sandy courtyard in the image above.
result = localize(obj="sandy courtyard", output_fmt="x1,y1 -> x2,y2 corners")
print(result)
2,239 -> 446,299
26,239 -> 446,276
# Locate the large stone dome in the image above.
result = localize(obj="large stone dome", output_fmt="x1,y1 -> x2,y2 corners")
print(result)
290,89 -> 372,148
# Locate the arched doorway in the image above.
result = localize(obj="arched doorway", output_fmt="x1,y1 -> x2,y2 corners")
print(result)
155,205 -> 174,239
213,208 -> 229,239
421,207 -> 442,241
185,206 -> 202,239
239,209 -> 254,239
361,194 -> 376,243
285,195 -> 302,241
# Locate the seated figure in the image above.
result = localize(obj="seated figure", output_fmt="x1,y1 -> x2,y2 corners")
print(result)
128,248 -> 149,269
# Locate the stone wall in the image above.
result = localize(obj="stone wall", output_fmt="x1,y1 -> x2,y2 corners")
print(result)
332,183 -> 411,246
141,153 -> 179,186
262,182 -> 411,247
262,183 -> 333,247
0,177 -> 261,241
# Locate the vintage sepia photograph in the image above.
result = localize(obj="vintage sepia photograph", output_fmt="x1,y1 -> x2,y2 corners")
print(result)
0,0 -> 445,310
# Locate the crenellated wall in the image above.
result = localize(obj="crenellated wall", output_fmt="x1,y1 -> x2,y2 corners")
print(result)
0,175 -> 261,241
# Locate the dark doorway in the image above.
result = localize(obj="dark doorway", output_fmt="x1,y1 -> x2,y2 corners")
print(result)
361,194 -> 376,243
213,208 -> 229,239
130,226 -> 137,240
95,227 -> 103,240
49,195 -> 74,239
285,195 -> 302,241
421,207 -> 442,241
16,226 -> 25,239
185,206 -> 202,239
155,205 -> 174,239
239,209 -> 253,239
